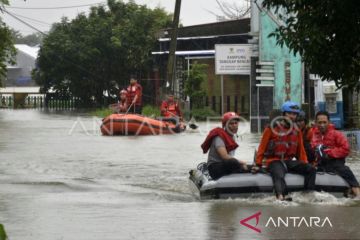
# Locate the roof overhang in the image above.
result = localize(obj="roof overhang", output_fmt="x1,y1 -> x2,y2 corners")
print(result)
152,50 -> 215,56
0,87 -> 40,94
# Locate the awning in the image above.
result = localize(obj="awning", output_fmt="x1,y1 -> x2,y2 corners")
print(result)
151,50 -> 215,56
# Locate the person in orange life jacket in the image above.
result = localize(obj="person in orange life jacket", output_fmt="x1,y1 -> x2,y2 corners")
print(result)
311,111 -> 360,198
201,112 -> 248,180
253,101 -> 316,201
109,89 -> 128,113
295,111 -> 316,164
160,94 -> 183,119
126,76 -> 142,114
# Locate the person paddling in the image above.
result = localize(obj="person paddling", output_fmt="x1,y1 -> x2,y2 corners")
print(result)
126,75 -> 142,114
201,112 -> 248,180
160,94 -> 183,119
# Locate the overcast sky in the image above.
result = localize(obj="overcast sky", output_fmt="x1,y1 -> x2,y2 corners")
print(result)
1,0 -> 250,35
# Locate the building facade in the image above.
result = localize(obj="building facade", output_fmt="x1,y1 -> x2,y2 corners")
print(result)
0,44 -> 41,108
152,19 -> 252,117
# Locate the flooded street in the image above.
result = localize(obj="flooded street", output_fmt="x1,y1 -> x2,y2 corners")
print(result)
1,110 -> 360,240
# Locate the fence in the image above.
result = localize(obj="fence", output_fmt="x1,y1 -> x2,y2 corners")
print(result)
343,130 -> 360,150
0,95 -> 79,110
0,96 -> 13,108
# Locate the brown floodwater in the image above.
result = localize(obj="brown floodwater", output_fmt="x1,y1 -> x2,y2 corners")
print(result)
0,109 -> 359,240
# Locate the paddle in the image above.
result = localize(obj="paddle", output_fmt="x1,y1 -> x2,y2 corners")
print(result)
187,116 -> 198,130
188,122 -> 198,130
165,110 -> 198,130
124,101 -> 135,114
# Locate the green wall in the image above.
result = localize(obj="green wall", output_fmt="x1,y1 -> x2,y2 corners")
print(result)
260,12 -> 303,108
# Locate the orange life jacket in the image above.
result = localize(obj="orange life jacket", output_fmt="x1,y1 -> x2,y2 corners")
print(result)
167,102 -> 178,115
161,100 -> 181,117
264,125 -> 299,160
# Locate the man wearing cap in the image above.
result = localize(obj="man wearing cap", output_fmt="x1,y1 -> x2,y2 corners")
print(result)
201,112 -> 248,180
254,101 -> 316,201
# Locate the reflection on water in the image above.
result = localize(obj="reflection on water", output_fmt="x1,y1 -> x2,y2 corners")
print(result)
0,110 -> 360,240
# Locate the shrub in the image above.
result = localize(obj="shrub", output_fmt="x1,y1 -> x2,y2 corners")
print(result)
141,105 -> 161,117
190,107 -> 219,121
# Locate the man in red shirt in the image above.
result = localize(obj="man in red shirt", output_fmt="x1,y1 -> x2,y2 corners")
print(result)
311,110 -> 360,198
160,94 -> 182,119
126,76 -> 142,114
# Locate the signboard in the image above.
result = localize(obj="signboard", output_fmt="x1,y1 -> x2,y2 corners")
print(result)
215,44 -> 251,75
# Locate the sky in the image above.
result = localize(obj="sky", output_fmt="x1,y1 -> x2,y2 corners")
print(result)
1,0 -> 250,35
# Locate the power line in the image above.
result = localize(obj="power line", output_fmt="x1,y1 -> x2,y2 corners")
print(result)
8,11 -> 51,26
6,2 -> 106,10
3,8 -> 47,35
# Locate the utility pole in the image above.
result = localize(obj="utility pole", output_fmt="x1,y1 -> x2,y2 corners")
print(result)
166,0 -> 181,94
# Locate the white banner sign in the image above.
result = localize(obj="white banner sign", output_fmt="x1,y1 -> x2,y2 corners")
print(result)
215,44 -> 251,75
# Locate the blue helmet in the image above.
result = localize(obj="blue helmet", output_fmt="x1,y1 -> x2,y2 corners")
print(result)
281,101 -> 300,114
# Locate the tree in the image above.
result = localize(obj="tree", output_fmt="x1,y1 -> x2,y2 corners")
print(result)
184,63 -> 207,108
0,0 -> 16,87
11,29 -> 43,46
262,0 -> 360,90
0,224 -> 7,240
33,0 -> 172,106
208,0 -> 250,21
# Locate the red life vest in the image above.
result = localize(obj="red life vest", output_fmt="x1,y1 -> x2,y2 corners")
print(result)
161,100 -> 181,117
264,125 -> 299,160
201,127 -> 238,154
166,102 -> 178,117
126,83 -> 142,106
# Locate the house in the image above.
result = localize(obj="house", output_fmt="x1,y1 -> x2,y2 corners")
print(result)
0,44 -> 41,108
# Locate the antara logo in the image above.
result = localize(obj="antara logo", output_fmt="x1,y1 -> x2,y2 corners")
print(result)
265,216 -> 333,228
240,211 -> 333,233
239,211 -> 262,233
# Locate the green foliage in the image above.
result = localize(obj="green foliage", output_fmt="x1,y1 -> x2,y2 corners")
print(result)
262,0 -> 360,90
33,0 -> 172,106
91,108 -> 113,118
0,0 -> 16,87
141,104 -> 161,117
190,107 -> 219,121
184,63 -> 208,98
11,30 -> 43,46
184,63 -> 208,108
0,224 -> 7,240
